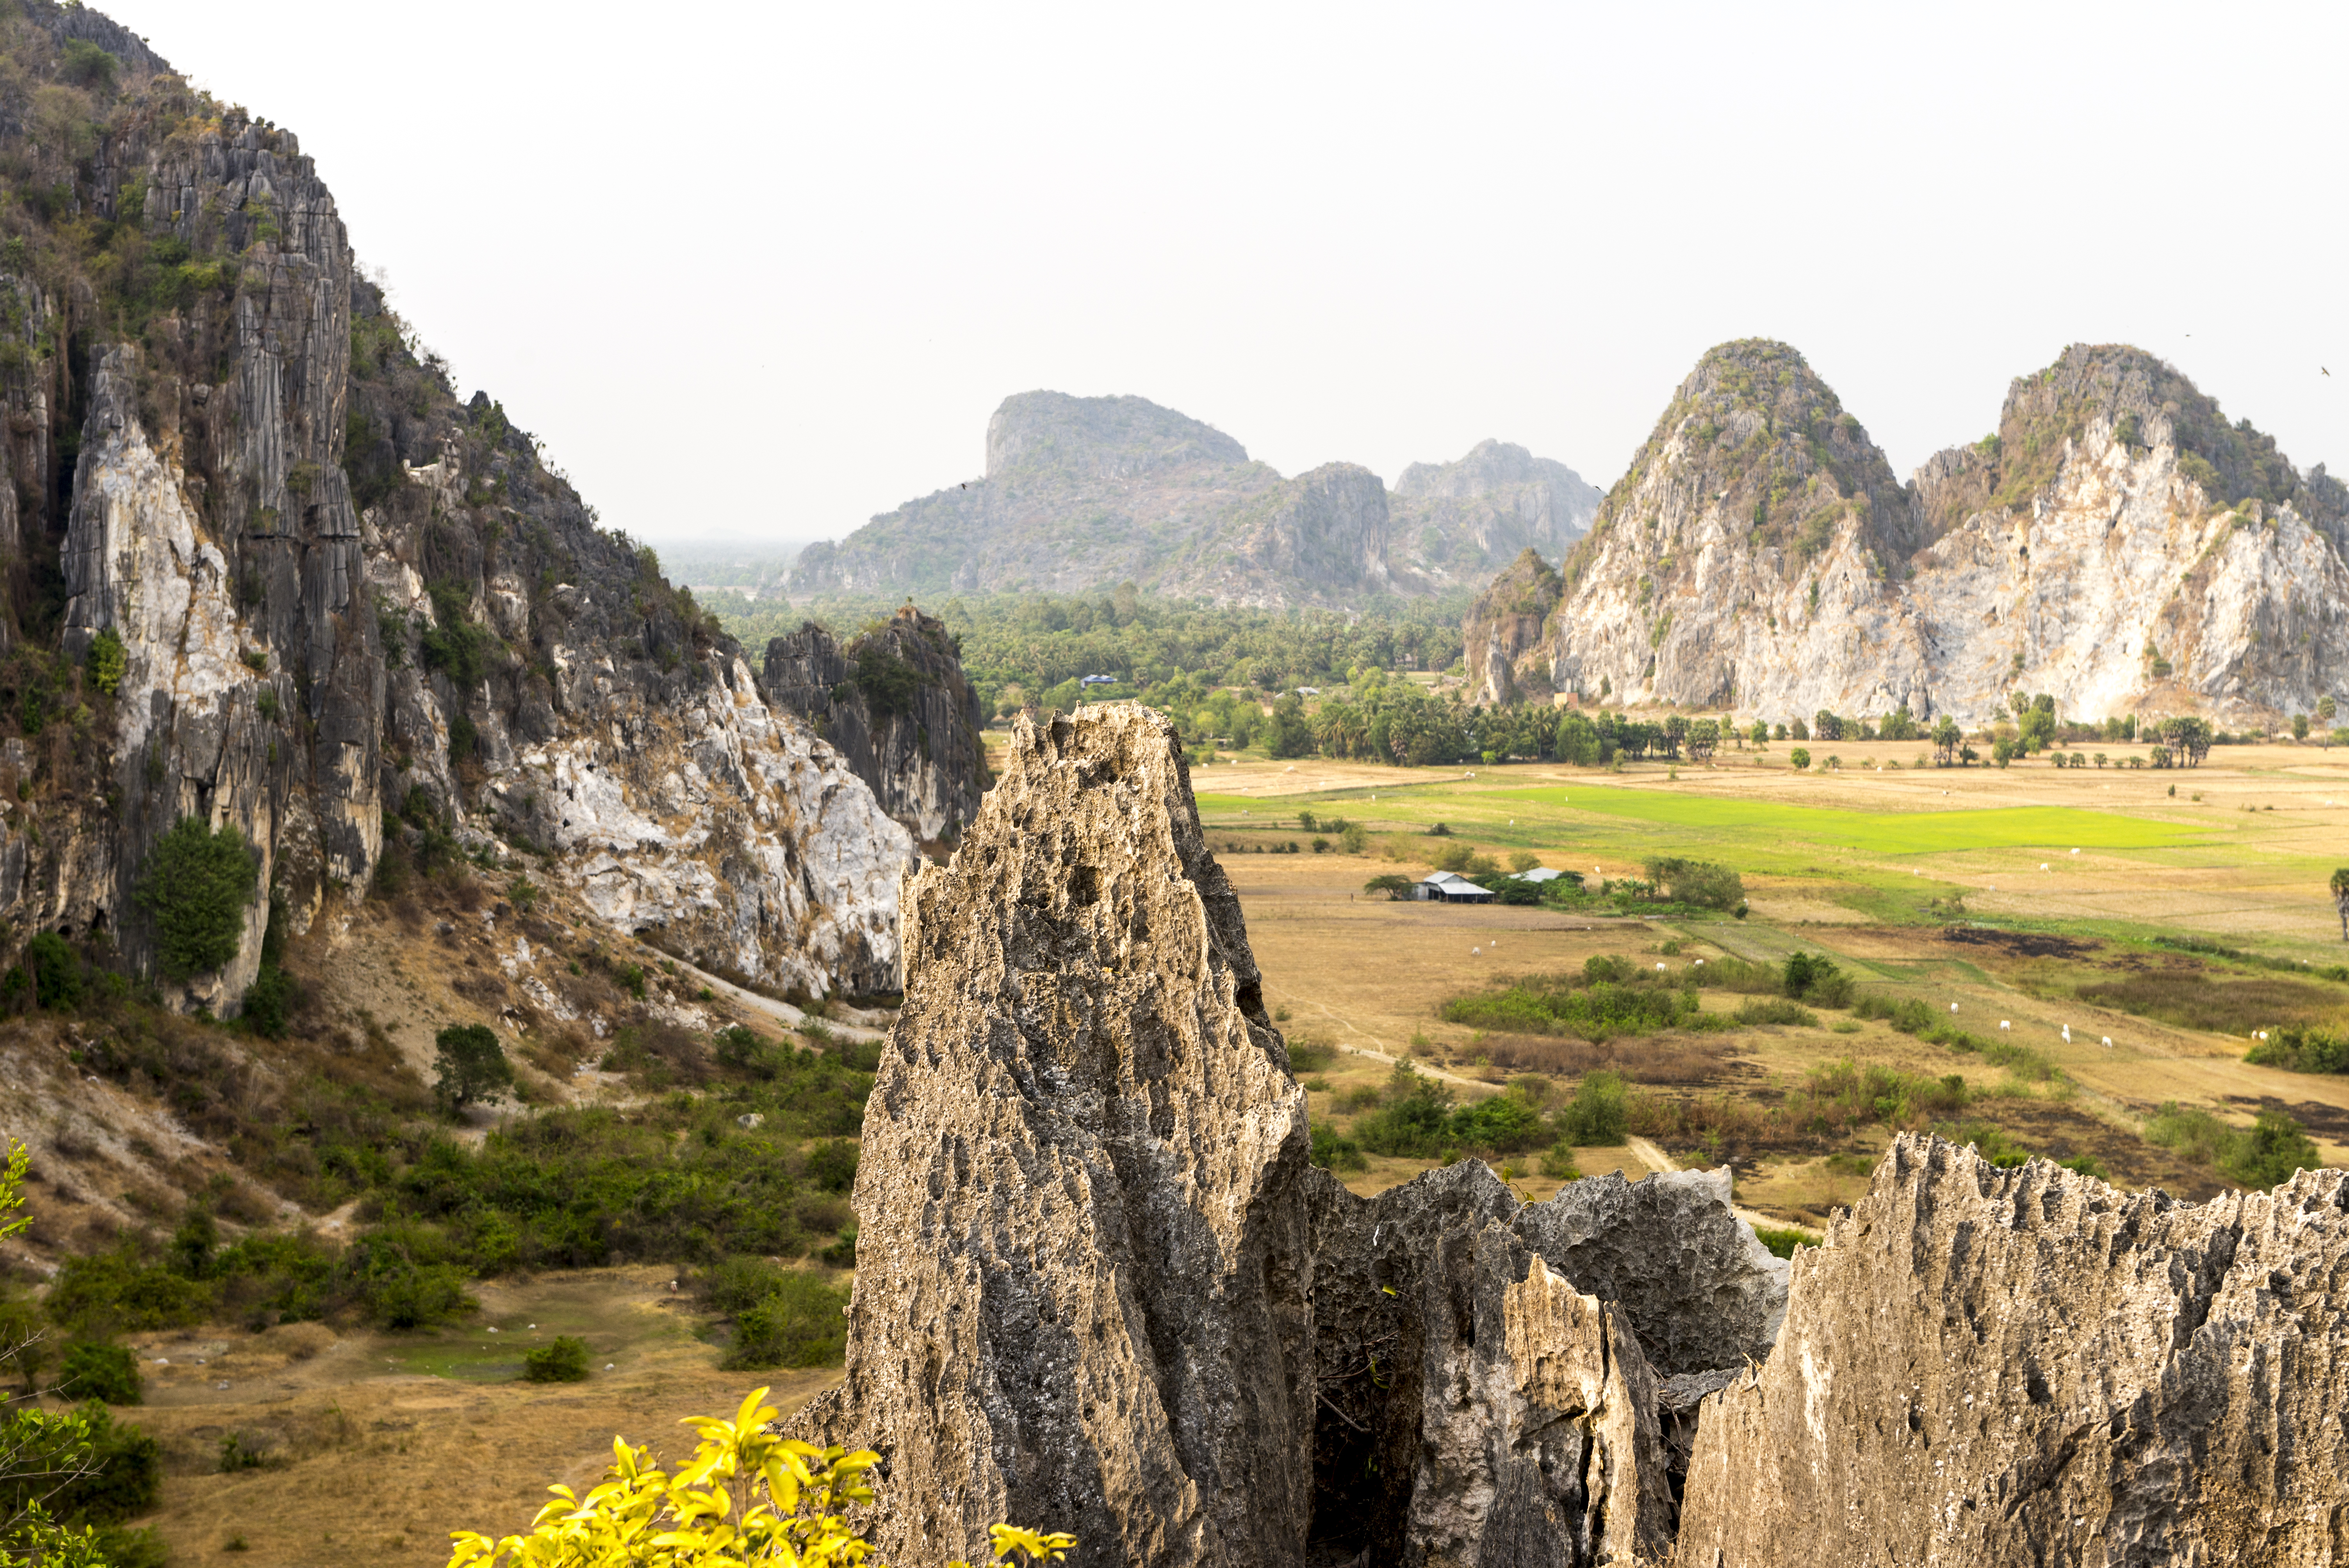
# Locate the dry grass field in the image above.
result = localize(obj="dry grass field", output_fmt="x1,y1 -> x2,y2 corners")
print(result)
123,1268 -> 836,1568
1191,736 -> 2349,1219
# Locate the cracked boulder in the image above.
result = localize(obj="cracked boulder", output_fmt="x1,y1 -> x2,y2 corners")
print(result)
804,706 -> 1314,1568
1674,1133 -> 2349,1565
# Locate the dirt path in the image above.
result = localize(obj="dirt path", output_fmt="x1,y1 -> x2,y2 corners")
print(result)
666,957 -> 889,1044
1304,1001 -> 1490,1094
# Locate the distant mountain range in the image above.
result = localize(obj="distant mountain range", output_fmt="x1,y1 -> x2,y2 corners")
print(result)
786,392 -> 1597,607
1463,339 -> 2349,726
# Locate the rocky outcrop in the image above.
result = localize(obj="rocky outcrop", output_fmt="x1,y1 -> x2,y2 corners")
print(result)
1674,1134 -> 2349,1566
0,20 -> 913,1005
762,606 -> 986,845
1901,345 -> 2349,725
1483,339 -> 2349,727
1392,440 -> 1599,589
1464,548 -> 1565,705
1513,1165 -> 1787,1379
789,392 -> 1586,609
1304,1160 -> 1785,1566
807,705 -> 1315,1568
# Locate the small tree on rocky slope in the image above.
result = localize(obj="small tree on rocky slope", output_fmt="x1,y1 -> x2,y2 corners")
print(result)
133,817 -> 258,980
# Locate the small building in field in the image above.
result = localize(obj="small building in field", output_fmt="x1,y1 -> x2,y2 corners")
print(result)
1415,871 -> 1494,903
1513,867 -> 1566,884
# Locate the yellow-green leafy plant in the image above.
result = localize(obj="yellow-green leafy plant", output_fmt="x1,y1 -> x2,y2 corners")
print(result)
446,1387 -> 1075,1567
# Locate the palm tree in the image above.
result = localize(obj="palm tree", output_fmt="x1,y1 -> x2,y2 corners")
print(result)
2333,868 -> 2349,941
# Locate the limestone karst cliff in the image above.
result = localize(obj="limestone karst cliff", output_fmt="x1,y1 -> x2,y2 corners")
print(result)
1467,339 -> 2349,726
0,4 -> 914,1005
787,391 -> 1594,608
761,605 -> 986,845
810,704 -> 1790,1568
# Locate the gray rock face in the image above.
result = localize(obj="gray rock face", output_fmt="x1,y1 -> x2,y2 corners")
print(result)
789,392 -> 1586,609
1464,547 -> 1567,705
1483,338 -> 2349,727
809,705 -> 1315,1568
762,606 -> 986,845
0,42 -> 912,1005
1305,1160 -> 1783,1565
1158,462 -> 1397,606
985,390 -> 1250,480
1674,1134 -> 2349,1566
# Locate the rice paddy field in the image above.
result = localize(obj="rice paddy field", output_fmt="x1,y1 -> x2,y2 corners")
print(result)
1177,734 -> 2349,1220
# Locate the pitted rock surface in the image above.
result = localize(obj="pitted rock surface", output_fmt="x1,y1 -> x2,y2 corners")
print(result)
1513,1166 -> 1787,1377
1407,1230 -> 1672,1568
1673,1133 -> 2349,1566
1305,1162 -> 1520,1563
807,705 -> 1314,1568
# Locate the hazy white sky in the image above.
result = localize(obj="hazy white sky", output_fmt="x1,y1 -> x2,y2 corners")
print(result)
99,0 -> 2349,552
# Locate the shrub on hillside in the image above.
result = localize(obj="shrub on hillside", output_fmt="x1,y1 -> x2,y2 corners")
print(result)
2246,1025 -> 2349,1074
1538,1142 -> 1581,1180
1853,992 -> 1934,1033
1310,1123 -> 1367,1171
1642,856 -> 1745,912
433,1024 -> 513,1108
2146,1102 -> 2318,1188
723,1270 -> 851,1370
1734,997 -> 1818,1027
25,930 -> 81,1011
1781,951 -> 1853,1006
1354,1064 -> 1456,1158
55,1342 -> 142,1405
1556,1070 -> 1628,1146
1448,1091 -> 1549,1153
1442,959 -> 1703,1043
522,1335 -> 591,1383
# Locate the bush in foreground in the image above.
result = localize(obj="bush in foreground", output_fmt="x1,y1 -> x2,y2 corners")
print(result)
446,1388 -> 1075,1568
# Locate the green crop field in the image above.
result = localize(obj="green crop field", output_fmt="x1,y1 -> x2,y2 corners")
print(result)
1479,787 -> 2217,857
